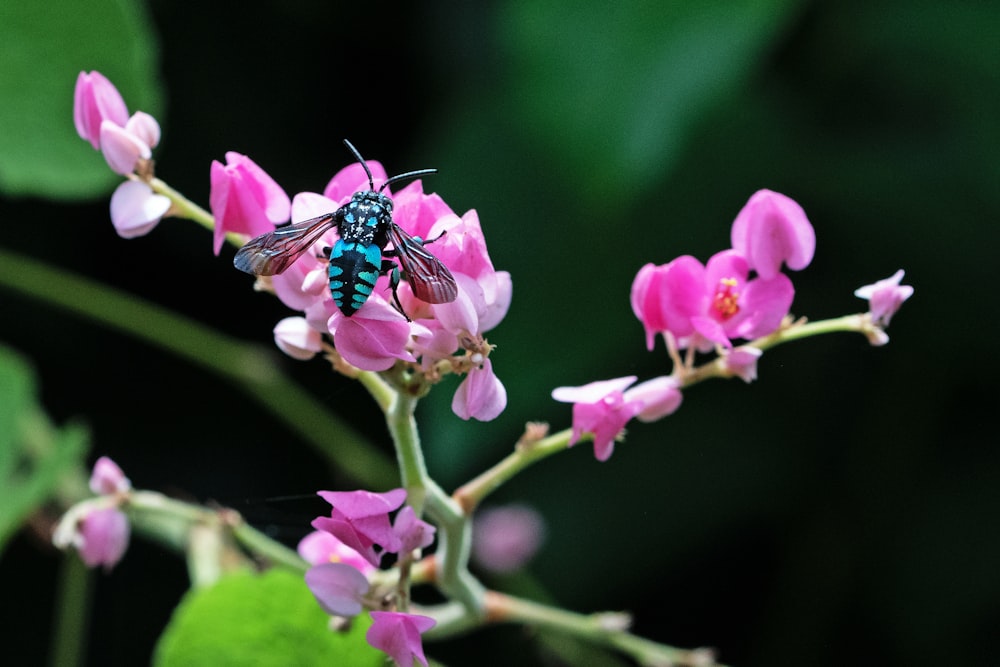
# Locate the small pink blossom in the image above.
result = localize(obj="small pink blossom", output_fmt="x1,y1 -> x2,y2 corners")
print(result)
392,506 -> 436,553
721,346 -> 763,383
209,152 -> 291,255
855,269 -> 913,327
74,71 -> 129,150
99,121 -> 152,175
632,250 -> 794,350
624,376 -> 683,422
109,180 -> 171,239
328,304 -> 418,371
78,508 -> 130,571
304,562 -> 370,617
730,189 -> 815,280
552,376 -> 644,461
452,359 -> 507,421
89,456 -> 131,496
366,611 -> 436,667
312,488 -> 407,567
297,530 -> 375,575
273,317 -> 323,360
553,375 -> 685,460
472,504 -> 545,574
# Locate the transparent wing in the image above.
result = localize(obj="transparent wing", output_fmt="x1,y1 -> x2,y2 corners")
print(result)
233,213 -> 337,276
386,224 -> 458,304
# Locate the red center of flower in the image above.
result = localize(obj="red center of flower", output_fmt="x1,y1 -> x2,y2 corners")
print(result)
712,278 -> 741,320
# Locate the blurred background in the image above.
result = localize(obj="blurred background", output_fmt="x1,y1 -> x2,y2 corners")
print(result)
2,0 -> 998,665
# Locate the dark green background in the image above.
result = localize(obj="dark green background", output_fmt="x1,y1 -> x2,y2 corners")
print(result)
2,1 -> 998,665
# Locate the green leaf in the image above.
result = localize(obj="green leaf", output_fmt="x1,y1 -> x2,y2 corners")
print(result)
153,570 -> 384,667
0,344 -> 90,549
0,0 -> 162,199
500,0 -> 804,203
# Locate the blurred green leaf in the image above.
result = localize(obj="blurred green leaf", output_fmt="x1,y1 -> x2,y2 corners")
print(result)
0,344 -> 89,549
501,0 -> 803,203
153,569 -> 383,667
0,0 -> 162,199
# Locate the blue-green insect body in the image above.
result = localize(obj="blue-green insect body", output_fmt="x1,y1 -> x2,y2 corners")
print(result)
233,139 -> 458,321
328,192 -> 394,316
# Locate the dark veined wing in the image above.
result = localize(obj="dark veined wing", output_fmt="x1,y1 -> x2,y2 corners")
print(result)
386,224 -> 458,304
233,213 -> 337,276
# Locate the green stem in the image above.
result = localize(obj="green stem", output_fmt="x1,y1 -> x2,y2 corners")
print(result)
483,593 -> 725,667
383,389 -> 485,614
0,246 -> 394,488
454,428 -> 580,512
49,553 -> 91,667
147,176 -> 242,248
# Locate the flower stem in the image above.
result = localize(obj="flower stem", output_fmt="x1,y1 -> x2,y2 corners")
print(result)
147,176 -> 244,248
453,427 -> 580,513
383,390 -> 485,614
424,592 -> 725,667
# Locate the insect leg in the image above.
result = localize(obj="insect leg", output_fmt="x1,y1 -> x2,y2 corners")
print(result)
380,259 -> 411,322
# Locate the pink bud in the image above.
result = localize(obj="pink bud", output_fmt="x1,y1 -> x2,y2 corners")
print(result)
731,189 -> 815,280
124,111 -> 160,149
109,180 -> 170,239
89,456 -> 131,495
99,121 -> 151,175
74,71 -> 129,150
273,317 -> 322,360
78,508 -> 130,571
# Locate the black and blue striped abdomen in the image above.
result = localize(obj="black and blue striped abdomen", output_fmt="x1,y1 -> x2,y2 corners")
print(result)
328,240 -> 384,316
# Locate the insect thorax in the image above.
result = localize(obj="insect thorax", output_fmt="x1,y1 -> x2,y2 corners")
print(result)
337,191 -> 393,246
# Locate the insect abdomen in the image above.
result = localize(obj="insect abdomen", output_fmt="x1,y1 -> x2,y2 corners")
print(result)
328,241 -> 384,316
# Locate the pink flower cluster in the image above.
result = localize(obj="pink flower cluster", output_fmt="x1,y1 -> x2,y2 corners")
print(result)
74,71 -> 169,238
302,488 -> 436,667
554,190 -> 816,461
632,189 -> 815,352
228,159 -> 511,421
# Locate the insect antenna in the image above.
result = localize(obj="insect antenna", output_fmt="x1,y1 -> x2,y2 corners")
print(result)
342,138 -> 437,193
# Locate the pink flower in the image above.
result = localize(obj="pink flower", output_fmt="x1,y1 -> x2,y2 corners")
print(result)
273,316 -> 323,360
297,530 -> 375,575
74,71 -> 128,150
78,508 -> 130,571
304,562 -> 370,617
730,189 -> 815,280
98,112 -> 161,176
209,152 -> 291,255
632,250 -> 794,350
721,346 -> 763,383
472,504 -> 545,573
451,359 -> 506,421
855,269 -> 913,327
392,506 -> 436,554
625,376 -> 683,422
89,456 -> 131,495
366,611 -> 436,667
552,375 -> 684,461
311,488 -> 407,567
109,180 -> 171,239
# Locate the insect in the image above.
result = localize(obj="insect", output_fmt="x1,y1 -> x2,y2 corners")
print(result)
233,140 -> 458,319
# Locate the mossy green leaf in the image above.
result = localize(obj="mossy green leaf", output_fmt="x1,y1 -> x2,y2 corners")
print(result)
0,0 -> 162,199
153,569 -> 383,667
